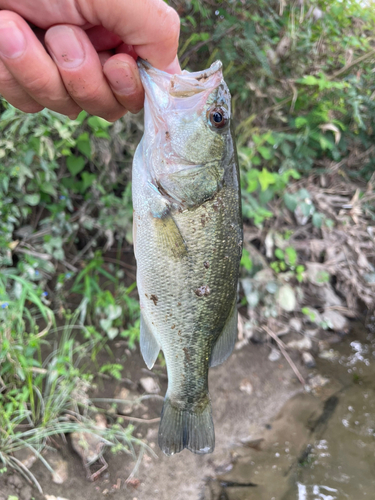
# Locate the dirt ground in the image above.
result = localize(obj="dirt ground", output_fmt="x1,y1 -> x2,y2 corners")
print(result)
0,339 -> 302,500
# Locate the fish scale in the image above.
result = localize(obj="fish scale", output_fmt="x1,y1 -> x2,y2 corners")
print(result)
132,60 -> 242,455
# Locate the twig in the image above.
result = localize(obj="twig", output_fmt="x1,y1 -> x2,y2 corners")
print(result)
14,247 -> 52,260
62,260 -> 78,273
263,325 -> 306,386
71,231 -> 100,265
332,48 -> 375,79
114,414 -> 160,424
31,315 -> 53,340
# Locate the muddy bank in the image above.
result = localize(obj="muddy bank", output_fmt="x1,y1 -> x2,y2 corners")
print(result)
0,338 -> 301,500
2,320 -> 374,500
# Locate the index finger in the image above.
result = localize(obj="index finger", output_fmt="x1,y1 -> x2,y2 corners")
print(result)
77,0 -> 180,73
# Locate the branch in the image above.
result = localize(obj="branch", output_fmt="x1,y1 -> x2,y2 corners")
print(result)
263,325 -> 306,386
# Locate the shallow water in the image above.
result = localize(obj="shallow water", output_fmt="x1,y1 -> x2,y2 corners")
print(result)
290,321 -> 375,500
205,320 -> 375,500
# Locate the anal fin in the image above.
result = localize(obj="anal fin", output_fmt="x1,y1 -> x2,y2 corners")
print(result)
209,302 -> 238,368
140,314 -> 160,369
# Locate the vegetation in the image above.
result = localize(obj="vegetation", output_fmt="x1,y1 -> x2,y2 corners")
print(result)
0,0 -> 374,490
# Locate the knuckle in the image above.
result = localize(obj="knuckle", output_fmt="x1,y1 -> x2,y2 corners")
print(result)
0,69 -> 16,88
25,73 -> 53,96
66,80 -> 102,103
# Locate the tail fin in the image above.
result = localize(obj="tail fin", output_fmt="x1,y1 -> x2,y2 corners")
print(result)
158,396 -> 215,456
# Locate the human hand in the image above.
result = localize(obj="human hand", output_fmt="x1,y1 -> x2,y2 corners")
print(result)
0,0 -> 180,120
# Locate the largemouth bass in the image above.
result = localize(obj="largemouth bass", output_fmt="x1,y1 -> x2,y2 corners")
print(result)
132,60 -> 242,456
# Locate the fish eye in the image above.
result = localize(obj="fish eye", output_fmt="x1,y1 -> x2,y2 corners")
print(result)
208,107 -> 228,129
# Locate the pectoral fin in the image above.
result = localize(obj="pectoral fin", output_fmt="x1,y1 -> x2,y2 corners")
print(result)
140,314 -> 160,369
209,302 -> 238,367
155,214 -> 188,259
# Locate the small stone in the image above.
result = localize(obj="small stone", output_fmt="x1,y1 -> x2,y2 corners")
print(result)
322,309 -> 348,332
239,378 -> 253,395
308,374 -> 329,390
140,377 -> 160,394
287,336 -> 312,351
13,448 -> 37,470
253,268 -> 274,283
268,348 -> 281,362
71,427 -> 105,465
277,285 -> 296,312
305,328 -> 320,338
306,263 -> 330,287
302,352 -> 316,368
44,452 -> 69,484
319,349 -> 340,361
317,284 -> 343,307
302,307 -> 323,325
289,317 -> 302,332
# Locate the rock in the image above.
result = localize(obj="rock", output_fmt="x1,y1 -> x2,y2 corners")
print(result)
305,328 -> 320,338
364,272 -> 375,284
268,348 -> 281,362
241,278 -> 260,308
289,317 -> 302,332
277,285 -> 296,312
306,263 -> 330,287
308,374 -> 329,391
113,387 -> 142,415
302,307 -> 323,325
319,349 -> 340,361
302,352 -> 316,368
322,309 -> 349,332
239,379 -> 253,395
12,448 -> 37,470
287,336 -> 312,351
140,377 -> 160,394
44,452 -> 69,484
71,416 -> 107,467
317,284 -> 343,307
253,268 -> 274,283
19,485 -> 32,500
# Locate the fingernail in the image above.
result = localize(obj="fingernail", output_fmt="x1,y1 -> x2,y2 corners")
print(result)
0,21 -> 26,59
46,26 -> 85,69
106,62 -> 138,95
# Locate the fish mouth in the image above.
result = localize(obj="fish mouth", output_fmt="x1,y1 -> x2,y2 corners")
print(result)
138,59 -> 223,98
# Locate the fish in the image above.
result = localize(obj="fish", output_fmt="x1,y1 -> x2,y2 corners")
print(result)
132,59 -> 242,456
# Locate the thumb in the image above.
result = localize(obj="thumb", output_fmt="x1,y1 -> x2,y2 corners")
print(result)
76,0 -> 180,73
